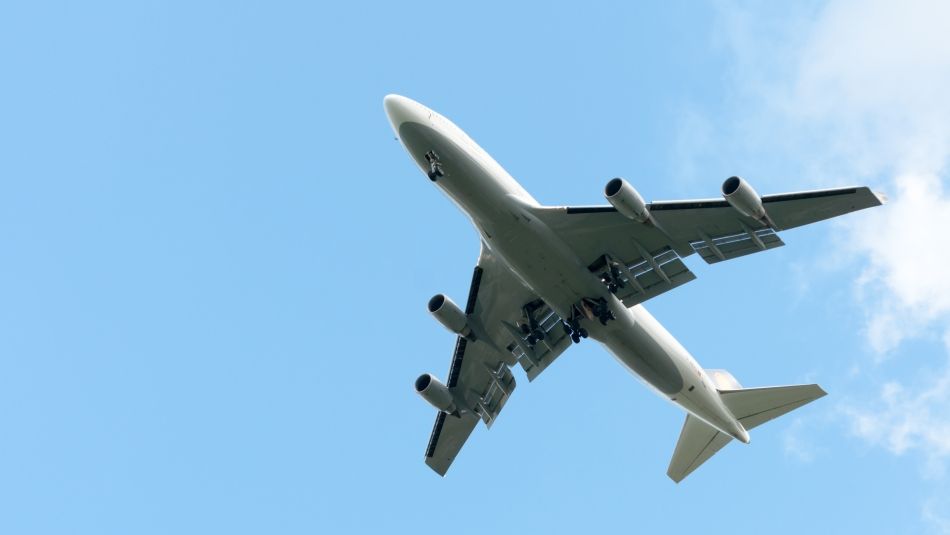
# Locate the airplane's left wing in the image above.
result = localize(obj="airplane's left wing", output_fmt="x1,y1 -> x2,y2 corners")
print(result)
422,244 -> 574,475
532,184 -> 883,307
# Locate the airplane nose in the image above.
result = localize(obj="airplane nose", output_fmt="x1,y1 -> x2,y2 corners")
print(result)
384,94 -> 426,133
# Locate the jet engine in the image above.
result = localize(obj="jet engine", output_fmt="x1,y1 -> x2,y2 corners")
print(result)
428,293 -> 471,337
722,176 -> 769,223
414,373 -> 457,413
604,177 -> 651,223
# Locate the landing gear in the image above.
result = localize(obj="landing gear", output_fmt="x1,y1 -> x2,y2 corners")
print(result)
600,264 -> 625,295
566,324 -> 588,344
580,297 -> 615,326
562,318 -> 580,344
562,308 -> 589,344
524,328 -> 545,346
424,150 -> 444,181
519,300 -> 546,347
596,303 -> 615,326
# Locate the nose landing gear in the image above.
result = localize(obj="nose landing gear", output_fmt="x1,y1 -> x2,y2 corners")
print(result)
424,150 -> 444,181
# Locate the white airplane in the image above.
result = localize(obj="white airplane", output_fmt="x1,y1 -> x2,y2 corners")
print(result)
384,94 -> 884,482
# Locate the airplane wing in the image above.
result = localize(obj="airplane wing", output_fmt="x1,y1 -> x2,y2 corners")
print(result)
533,186 -> 883,306
423,244 -> 574,475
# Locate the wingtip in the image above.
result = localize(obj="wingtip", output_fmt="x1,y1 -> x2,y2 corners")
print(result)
873,191 -> 888,205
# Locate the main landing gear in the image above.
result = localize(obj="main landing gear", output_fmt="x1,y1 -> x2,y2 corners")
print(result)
562,308 -> 589,345
589,298 -> 616,326
424,150 -> 444,181
600,264 -> 626,295
518,300 -> 547,347
562,297 -> 615,343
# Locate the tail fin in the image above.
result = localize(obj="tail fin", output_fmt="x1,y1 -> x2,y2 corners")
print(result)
667,382 -> 826,483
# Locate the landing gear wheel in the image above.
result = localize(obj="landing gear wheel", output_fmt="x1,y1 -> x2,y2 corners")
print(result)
571,333 -> 581,344
608,283 -> 618,294
578,328 -> 589,338
424,151 -> 444,181
532,329 -> 545,341
527,335 -> 537,346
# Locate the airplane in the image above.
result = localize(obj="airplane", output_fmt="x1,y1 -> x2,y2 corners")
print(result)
383,94 -> 884,482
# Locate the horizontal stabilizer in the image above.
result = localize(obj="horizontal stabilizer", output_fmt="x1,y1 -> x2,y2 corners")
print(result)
719,384 -> 827,431
667,415 -> 732,483
667,382 -> 827,483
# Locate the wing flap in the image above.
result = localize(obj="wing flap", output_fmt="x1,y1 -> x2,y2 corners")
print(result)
617,253 -> 696,307
503,301 -> 573,382
690,227 -> 785,264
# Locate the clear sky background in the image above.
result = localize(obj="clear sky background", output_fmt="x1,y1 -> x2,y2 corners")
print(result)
2,1 -> 950,533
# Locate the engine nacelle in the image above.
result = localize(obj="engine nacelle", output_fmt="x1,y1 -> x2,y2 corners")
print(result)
722,176 -> 768,222
427,294 -> 471,337
414,373 -> 457,413
604,177 -> 651,223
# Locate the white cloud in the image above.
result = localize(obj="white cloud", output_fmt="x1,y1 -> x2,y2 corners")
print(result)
923,495 -> 950,535
785,0 -> 950,175
777,0 -> 950,356
847,174 -> 950,354
783,417 -> 819,463
841,367 -> 950,477
706,0 -> 950,483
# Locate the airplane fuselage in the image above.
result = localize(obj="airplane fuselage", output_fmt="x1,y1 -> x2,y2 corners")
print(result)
386,95 -> 750,444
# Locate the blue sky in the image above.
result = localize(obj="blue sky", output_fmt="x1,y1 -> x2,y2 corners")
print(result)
2,1 -> 950,533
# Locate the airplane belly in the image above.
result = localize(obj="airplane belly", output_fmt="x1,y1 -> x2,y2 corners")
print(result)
482,212 -> 604,315
602,306 -> 742,436
482,212 -> 690,397
587,305 -> 686,395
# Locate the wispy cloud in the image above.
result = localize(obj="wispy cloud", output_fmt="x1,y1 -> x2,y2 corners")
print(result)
840,365 -> 950,478
846,174 -> 950,354
923,495 -> 950,535
702,0 -> 950,483
783,417 -> 820,463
